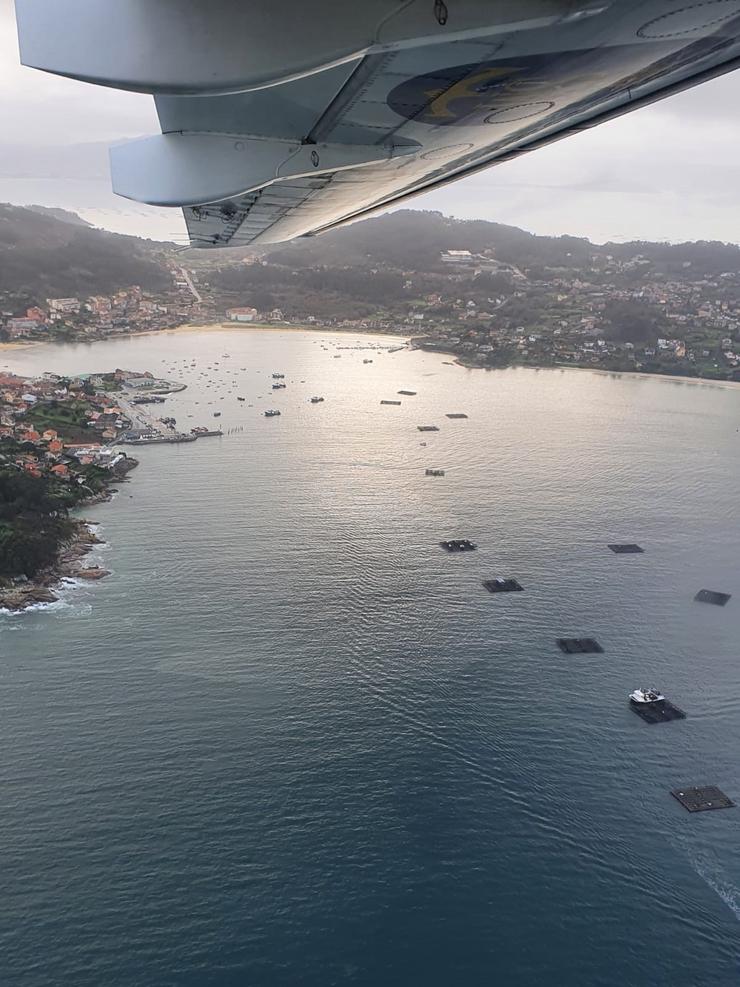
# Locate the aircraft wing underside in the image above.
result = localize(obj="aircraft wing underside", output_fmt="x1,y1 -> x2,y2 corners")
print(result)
15,0 -> 740,247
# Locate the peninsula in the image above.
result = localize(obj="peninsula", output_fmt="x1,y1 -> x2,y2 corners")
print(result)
0,367 -> 216,611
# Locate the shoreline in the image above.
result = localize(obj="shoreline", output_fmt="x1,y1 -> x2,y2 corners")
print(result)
3,323 -> 737,388
0,459 -> 137,614
0,519 -> 110,612
442,352 -> 740,390
0,323 -> 408,353
164,322 -> 410,341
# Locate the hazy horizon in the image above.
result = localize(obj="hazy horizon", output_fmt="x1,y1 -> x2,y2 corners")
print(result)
5,0 -> 740,246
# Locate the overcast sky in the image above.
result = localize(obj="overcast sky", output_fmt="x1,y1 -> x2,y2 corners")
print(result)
3,0 -> 740,246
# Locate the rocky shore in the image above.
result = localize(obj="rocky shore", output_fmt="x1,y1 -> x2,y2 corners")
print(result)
0,520 -> 111,612
0,457 -> 140,612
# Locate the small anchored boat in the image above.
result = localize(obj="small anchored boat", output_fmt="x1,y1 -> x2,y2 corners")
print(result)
629,687 -> 665,704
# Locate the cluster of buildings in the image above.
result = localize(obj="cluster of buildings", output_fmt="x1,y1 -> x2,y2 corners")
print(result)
0,370 -> 142,479
405,252 -> 740,379
2,288 -> 175,340
0,262 -> 211,341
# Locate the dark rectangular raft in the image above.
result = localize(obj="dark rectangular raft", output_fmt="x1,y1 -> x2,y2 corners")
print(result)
630,699 -> 686,724
671,786 -> 735,812
446,413 -> 469,419
418,425 -> 440,432
440,539 -> 476,552
397,390 -> 417,395
483,578 -> 523,593
694,589 -> 732,606
380,400 -> 401,405
608,543 -> 644,554
557,638 -> 604,654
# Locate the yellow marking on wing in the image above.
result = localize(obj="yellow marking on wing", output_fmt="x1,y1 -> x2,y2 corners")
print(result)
423,67 -> 522,120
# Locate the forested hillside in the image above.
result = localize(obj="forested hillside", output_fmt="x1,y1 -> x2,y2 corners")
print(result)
0,203 -> 171,304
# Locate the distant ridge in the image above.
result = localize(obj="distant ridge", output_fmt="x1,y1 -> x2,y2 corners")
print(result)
0,202 -> 170,304
27,205 -> 92,227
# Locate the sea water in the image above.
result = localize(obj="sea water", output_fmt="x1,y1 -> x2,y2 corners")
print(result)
1,329 -> 739,986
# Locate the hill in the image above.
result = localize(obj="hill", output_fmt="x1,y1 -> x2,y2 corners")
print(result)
27,205 -> 92,227
196,209 -> 740,281
0,203 -> 171,305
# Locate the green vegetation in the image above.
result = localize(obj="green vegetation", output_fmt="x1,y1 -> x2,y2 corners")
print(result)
26,399 -> 98,441
0,435 -> 112,579
0,465 -> 76,578
0,202 -> 170,304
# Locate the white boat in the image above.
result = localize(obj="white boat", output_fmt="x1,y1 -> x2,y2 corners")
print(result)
629,687 -> 665,704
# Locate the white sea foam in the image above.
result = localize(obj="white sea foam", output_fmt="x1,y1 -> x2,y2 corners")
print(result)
687,850 -> 740,922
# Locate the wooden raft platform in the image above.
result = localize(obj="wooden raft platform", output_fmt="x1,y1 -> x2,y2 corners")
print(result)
671,786 -> 735,813
608,543 -> 644,554
483,578 -> 524,594
630,699 -> 686,724
557,638 -> 604,654
440,539 -> 476,553
694,589 -> 732,606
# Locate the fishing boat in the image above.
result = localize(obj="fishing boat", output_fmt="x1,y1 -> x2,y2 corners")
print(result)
629,688 -> 665,704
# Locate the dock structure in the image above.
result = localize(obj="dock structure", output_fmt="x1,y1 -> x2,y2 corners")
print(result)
557,638 -> 604,654
608,543 -> 644,554
671,786 -> 735,812
630,699 -> 686,724
381,400 -> 402,405
483,578 -> 523,594
694,589 -> 732,606
440,539 -> 476,553
398,390 -> 417,396
417,425 -> 440,432
445,413 -> 468,419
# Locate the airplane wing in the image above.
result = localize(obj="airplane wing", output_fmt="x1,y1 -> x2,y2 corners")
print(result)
15,0 -> 740,248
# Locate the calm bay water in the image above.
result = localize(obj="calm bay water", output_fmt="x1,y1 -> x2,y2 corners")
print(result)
1,329 -> 739,986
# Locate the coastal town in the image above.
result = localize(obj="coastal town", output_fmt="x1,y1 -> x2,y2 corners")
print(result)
0,366 -> 223,610
3,227 -> 740,383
